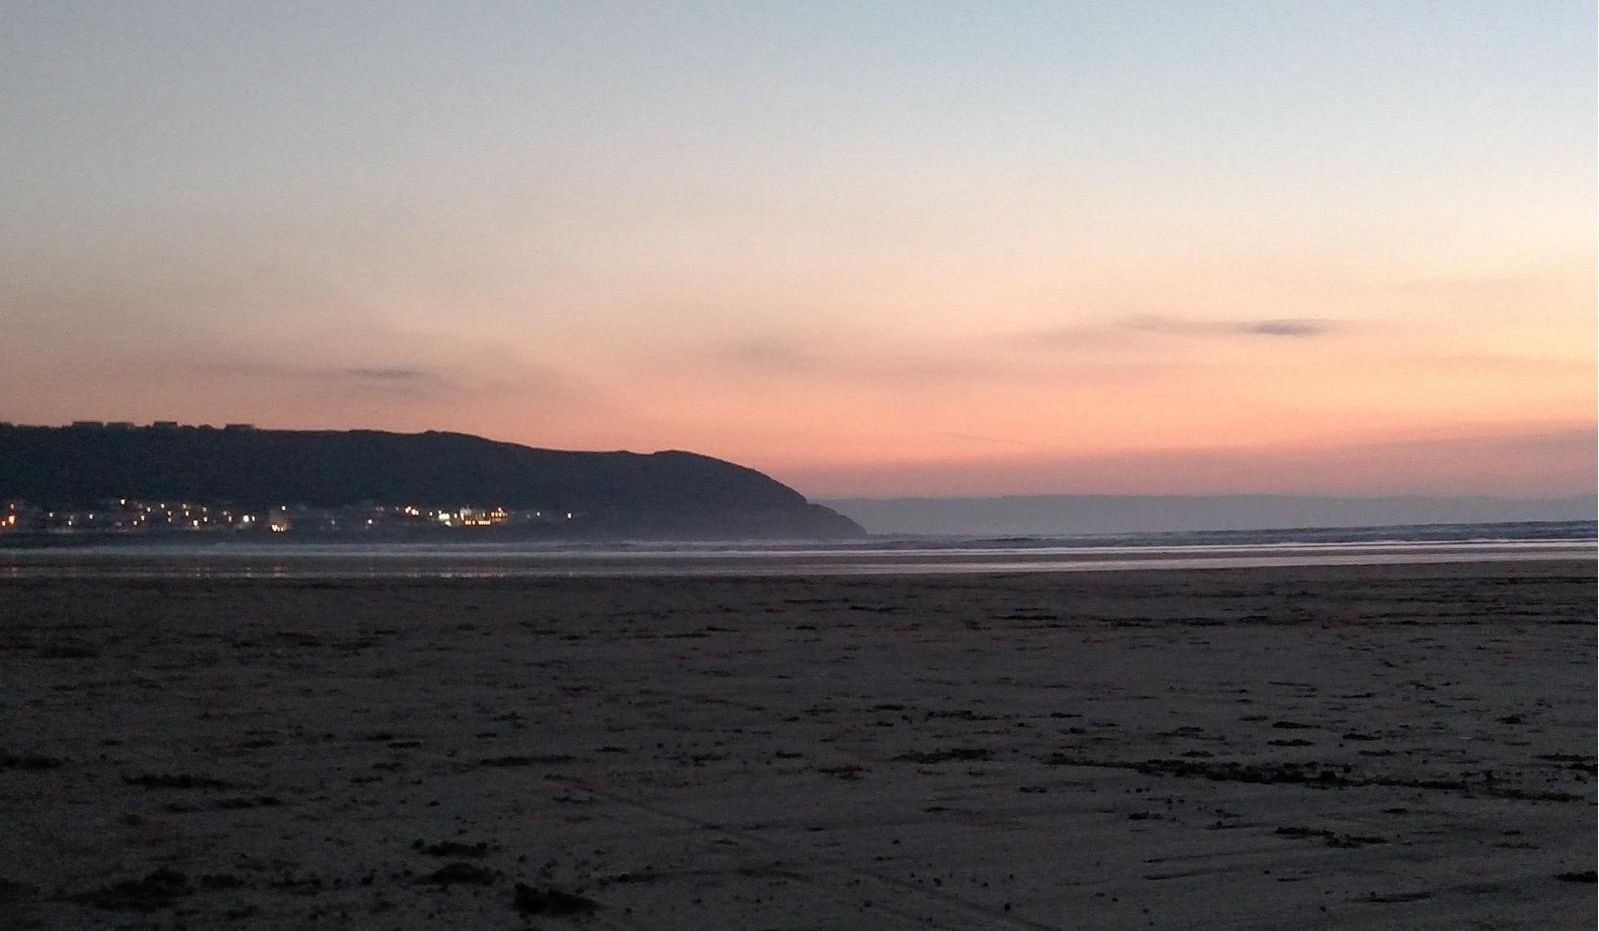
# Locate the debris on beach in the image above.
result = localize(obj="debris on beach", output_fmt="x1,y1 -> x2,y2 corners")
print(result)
123,772 -> 234,789
512,882 -> 599,916
420,862 -> 499,886
0,751 -> 64,770
414,839 -> 491,857
70,868 -> 193,912
895,747 -> 994,764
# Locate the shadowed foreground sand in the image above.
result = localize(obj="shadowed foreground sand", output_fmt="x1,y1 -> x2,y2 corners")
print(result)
2,561 -> 1594,929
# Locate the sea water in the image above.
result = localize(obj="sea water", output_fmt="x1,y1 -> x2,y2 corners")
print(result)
0,521 -> 1592,579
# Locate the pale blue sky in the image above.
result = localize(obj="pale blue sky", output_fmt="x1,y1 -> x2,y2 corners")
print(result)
2,1 -> 1593,495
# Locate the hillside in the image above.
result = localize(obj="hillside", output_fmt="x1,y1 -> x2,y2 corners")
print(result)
0,424 -> 864,539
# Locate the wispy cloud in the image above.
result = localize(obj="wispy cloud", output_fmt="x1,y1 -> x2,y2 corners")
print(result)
1122,315 -> 1334,338
1238,319 -> 1327,337
198,362 -> 459,399
708,335 -> 984,383
336,367 -> 433,382
1017,315 -> 1338,349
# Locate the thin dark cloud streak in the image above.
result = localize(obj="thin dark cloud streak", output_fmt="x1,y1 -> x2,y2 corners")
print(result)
1238,319 -> 1327,337
1120,315 -> 1334,338
203,362 -> 441,384
193,362 -> 459,400
207,360 -> 603,408
1015,315 -> 1339,350
337,367 -> 432,382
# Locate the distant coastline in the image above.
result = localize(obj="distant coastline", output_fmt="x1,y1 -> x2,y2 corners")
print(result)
824,493 -> 1598,537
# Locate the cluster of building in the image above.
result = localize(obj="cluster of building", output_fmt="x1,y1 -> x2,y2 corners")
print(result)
0,420 -> 263,432
62,420 -> 257,430
0,501 -> 579,536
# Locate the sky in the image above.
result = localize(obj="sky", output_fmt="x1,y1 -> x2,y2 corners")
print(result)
2,1 -> 1594,499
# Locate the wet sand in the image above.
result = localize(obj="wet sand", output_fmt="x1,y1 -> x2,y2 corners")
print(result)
2,560 -> 1594,929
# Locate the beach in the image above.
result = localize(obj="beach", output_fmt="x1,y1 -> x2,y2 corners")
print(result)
2,559 -> 1594,929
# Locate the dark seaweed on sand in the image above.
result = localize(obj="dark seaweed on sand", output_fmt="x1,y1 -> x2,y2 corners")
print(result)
480,754 -> 576,767
513,882 -> 599,916
0,752 -> 64,770
69,868 -> 193,912
895,747 -> 994,764
413,839 -> 491,857
123,772 -> 233,789
421,862 -> 499,886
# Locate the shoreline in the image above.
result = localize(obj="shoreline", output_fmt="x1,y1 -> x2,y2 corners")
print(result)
0,542 -> 1593,581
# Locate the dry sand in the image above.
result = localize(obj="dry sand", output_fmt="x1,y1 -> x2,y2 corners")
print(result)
1,560 -> 1594,929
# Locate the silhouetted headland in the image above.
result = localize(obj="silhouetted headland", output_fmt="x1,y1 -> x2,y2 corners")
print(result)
0,423 -> 864,540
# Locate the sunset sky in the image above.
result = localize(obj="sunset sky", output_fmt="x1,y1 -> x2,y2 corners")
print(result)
3,2 -> 1593,498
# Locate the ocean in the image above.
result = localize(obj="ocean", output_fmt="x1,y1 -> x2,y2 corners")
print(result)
0,520 -> 1592,579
